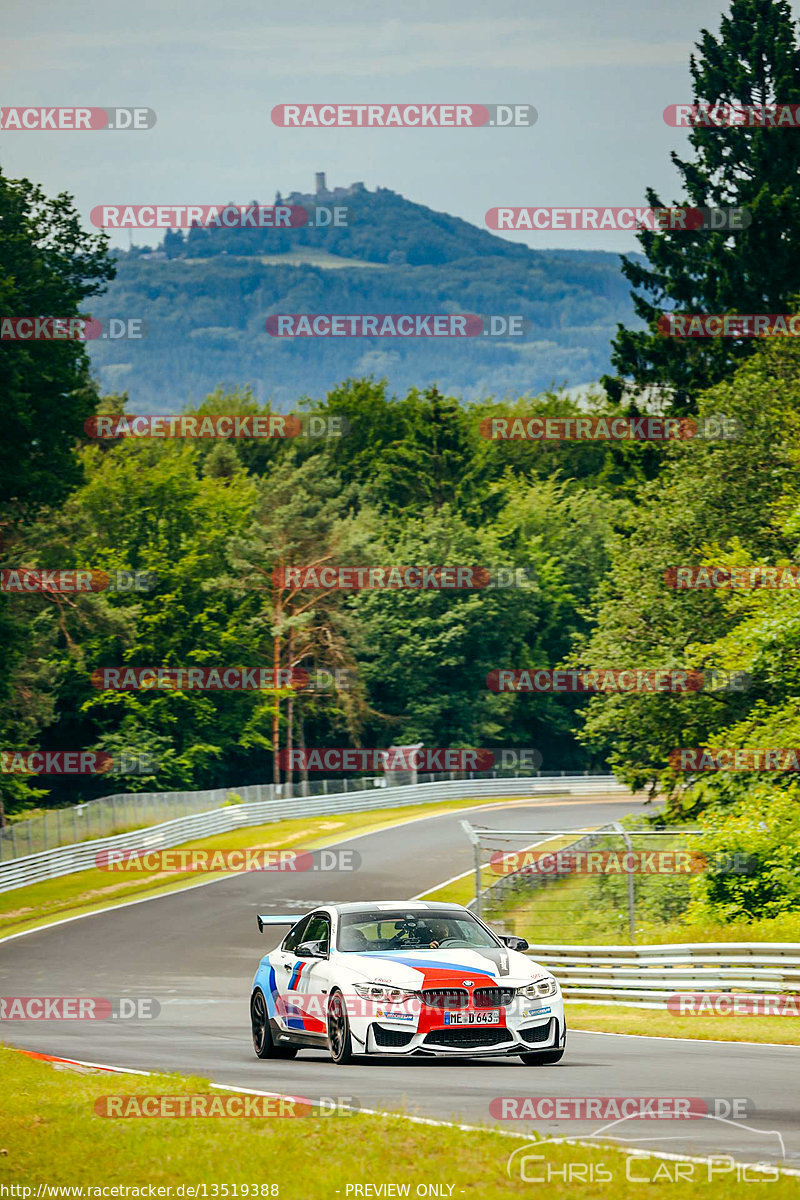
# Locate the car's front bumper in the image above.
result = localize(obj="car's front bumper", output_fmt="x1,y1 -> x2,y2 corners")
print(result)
362,1013 -> 564,1056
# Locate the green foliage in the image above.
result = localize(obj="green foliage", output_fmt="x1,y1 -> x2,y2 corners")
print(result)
607,0 -> 800,409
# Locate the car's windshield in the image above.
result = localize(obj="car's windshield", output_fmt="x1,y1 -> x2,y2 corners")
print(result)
336,910 -> 501,952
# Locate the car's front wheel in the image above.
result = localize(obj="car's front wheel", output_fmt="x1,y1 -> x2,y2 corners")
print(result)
251,990 -> 298,1059
327,990 -> 354,1064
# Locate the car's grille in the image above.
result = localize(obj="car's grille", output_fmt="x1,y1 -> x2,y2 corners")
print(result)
520,1019 -> 553,1044
372,1024 -> 415,1048
421,988 -> 469,1010
423,1027 -> 513,1049
473,987 -> 515,1008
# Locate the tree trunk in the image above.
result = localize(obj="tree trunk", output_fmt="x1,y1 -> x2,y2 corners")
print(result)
272,630 -> 281,786
285,628 -> 294,798
298,712 -> 309,797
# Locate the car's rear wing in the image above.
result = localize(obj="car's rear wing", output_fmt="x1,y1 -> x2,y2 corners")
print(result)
256,913 -> 307,933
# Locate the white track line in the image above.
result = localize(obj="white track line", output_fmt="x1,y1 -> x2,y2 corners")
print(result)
15,1053 -> 796,1177
570,1027 -> 800,1050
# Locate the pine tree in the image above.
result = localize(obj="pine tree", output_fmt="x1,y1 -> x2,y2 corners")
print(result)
605,0 -> 800,412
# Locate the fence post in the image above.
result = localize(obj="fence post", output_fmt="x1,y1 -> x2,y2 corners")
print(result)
11,825 -> 18,858
56,808 -> 62,845
43,813 -> 48,853
613,821 -> 636,943
73,806 -> 79,843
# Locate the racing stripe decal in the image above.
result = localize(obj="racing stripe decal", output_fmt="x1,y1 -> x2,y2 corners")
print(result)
288,961 -> 306,990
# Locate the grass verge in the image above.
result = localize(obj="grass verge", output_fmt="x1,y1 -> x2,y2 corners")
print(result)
0,1047 -> 795,1194
565,1001 -> 800,1045
420,834 -> 583,906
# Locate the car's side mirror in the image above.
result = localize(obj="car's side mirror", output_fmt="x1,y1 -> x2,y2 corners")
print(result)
501,935 -> 529,951
296,939 -> 327,959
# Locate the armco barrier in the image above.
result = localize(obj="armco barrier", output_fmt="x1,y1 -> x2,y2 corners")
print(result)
0,774 -> 628,893
525,943 -> 800,1007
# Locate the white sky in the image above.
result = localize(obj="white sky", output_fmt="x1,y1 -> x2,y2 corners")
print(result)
1,0 -> 792,252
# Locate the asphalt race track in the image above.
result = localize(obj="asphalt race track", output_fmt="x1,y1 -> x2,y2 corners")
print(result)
1,791 -> 798,1170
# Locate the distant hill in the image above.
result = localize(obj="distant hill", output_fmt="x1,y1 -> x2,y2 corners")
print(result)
86,178 -> 641,410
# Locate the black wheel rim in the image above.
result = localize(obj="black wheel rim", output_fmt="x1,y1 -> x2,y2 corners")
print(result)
251,991 -> 268,1053
329,995 -> 346,1057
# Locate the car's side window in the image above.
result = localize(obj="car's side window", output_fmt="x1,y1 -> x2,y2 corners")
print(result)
300,914 -> 331,955
281,915 -> 311,953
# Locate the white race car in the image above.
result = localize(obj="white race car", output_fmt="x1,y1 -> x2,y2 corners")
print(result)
250,901 -> 565,1064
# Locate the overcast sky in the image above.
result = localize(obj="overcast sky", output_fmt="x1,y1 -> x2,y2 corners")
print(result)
1,0 -> 790,252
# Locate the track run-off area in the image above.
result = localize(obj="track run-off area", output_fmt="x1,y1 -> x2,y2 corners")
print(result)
1,790 -> 798,1169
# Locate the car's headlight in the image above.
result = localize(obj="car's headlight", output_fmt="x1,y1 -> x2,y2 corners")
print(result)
353,983 -> 418,1003
517,977 -> 559,999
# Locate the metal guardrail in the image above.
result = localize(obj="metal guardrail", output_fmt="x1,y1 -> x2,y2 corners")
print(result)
0,775 -> 386,860
0,769 -> 623,860
525,943 -> 800,1007
0,773 -> 628,893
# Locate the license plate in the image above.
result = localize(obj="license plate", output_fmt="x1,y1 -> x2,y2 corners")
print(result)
443,1009 -> 501,1025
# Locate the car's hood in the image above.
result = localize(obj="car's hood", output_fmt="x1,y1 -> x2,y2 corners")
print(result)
336,945 -> 552,988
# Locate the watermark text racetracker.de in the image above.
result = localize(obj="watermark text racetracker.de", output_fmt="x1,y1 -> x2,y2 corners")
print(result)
0,318 -> 145,340
0,107 -> 156,130
90,205 -> 346,229
276,747 -> 542,772
84,414 -> 347,440
94,847 -> 361,873
0,996 -> 159,1019
271,103 -> 536,127
0,569 -> 158,594
90,667 -> 309,691
658,313 -> 800,337
487,206 -> 749,231
664,102 -> 800,127
488,848 -> 758,876
272,565 -> 535,590
265,314 -> 529,338
669,747 -> 800,771
665,565 -> 800,589
93,1094 -> 357,1118
487,668 -> 750,692
668,993 -> 800,1015
0,751 -> 156,776
480,414 -> 740,441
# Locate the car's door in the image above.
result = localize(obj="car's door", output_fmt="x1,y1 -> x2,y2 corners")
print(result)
274,911 -> 332,1036
270,914 -> 311,1030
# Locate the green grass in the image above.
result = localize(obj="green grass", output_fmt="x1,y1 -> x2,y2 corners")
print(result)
0,794 -> 531,941
487,831 -> 800,945
566,1001 -> 800,1045
1,1047 -> 796,1194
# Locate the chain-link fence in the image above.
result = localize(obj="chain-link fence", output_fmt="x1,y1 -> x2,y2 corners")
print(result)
0,768 -> 615,861
460,821 -> 737,944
